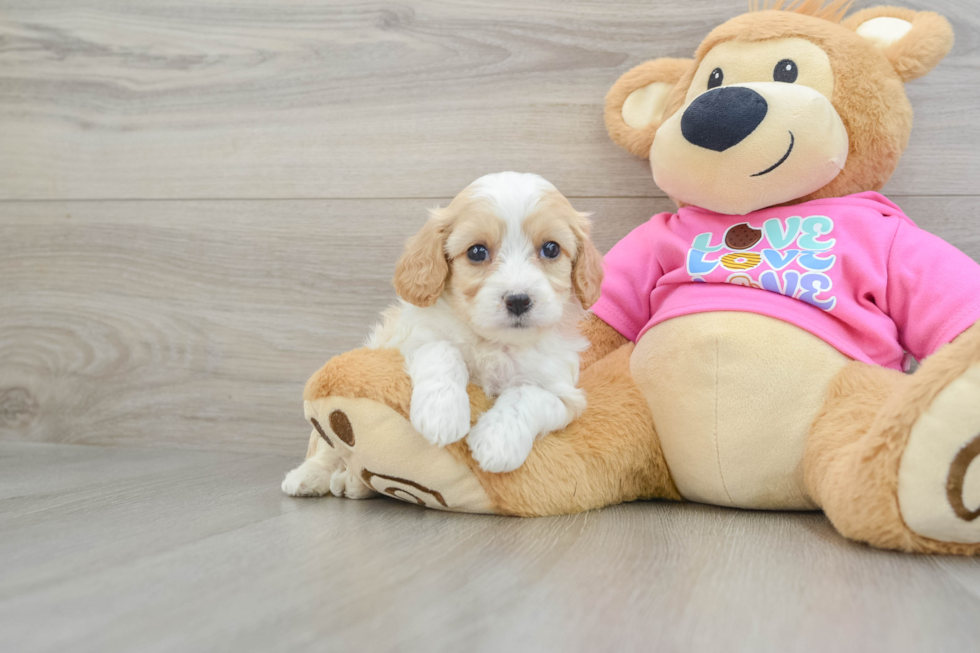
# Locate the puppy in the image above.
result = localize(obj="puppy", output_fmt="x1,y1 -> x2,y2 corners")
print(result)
368,171 -> 604,472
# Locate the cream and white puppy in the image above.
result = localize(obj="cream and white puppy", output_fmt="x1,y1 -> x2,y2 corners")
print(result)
368,171 -> 604,472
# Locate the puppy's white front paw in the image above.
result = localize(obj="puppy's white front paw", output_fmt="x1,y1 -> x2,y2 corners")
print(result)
282,458 -> 376,500
329,465 -> 376,499
282,459 -> 337,497
467,411 -> 535,473
410,381 -> 471,446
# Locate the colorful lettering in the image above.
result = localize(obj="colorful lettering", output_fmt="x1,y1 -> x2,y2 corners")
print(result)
798,251 -> 836,271
760,269 -> 800,298
763,217 -> 801,249
687,249 -> 719,275
798,272 -> 836,311
762,248 -> 800,270
687,214 -> 838,312
691,232 -> 724,253
798,216 -> 835,251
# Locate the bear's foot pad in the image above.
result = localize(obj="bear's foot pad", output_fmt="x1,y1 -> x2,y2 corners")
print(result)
899,363 -> 980,543
284,395 -> 496,513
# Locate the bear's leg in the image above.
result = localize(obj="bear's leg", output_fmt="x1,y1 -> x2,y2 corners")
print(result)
468,343 -> 681,516
295,342 -> 680,515
805,322 -> 980,554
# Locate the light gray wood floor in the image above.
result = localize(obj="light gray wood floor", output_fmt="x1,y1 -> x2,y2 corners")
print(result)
2,442 -> 979,653
3,0 -> 980,649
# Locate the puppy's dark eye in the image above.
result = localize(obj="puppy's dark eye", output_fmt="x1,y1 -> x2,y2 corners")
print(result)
540,241 -> 561,259
466,244 -> 489,263
708,68 -> 724,89
774,59 -> 798,83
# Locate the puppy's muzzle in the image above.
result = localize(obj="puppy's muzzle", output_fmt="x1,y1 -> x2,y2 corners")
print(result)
681,87 -> 769,152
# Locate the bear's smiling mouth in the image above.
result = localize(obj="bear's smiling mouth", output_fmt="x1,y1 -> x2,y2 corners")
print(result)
751,131 -> 795,177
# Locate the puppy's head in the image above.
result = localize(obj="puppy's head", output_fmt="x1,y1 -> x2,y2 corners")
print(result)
393,172 -> 603,343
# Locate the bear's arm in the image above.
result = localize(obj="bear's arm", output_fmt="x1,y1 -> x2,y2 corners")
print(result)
579,313 -> 629,370
577,214 -> 667,370
886,220 -> 980,359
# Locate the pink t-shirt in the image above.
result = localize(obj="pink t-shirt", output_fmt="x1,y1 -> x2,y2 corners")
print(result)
591,192 -> 980,371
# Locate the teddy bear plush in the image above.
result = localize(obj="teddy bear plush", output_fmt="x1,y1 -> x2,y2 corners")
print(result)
282,1 -> 980,555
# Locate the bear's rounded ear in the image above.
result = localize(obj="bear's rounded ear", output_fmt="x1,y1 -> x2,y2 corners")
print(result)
605,58 -> 693,158
843,7 -> 954,82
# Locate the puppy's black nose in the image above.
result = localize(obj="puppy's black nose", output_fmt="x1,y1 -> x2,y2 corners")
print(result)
681,87 -> 768,152
505,293 -> 532,316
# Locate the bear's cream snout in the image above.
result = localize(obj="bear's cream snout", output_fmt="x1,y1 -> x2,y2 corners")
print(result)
651,82 -> 849,216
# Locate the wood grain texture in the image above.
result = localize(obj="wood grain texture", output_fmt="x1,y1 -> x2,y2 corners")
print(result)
0,442 -> 978,653
0,0 -> 977,200
3,195 -> 980,454
0,196 -> 674,454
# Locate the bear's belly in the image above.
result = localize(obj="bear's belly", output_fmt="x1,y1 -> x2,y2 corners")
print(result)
630,312 -> 850,510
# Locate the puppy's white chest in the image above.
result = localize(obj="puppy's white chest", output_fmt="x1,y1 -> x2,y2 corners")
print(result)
470,347 -> 522,397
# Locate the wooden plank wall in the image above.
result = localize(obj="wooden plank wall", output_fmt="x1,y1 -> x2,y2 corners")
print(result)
1,0 -> 978,455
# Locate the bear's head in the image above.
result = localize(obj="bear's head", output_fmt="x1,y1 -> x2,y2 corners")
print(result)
605,0 -> 954,215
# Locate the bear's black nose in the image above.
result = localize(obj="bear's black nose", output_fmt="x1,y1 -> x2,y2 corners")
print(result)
681,87 -> 768,152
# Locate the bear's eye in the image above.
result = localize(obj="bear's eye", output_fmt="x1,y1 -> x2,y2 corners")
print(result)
707,68 -> 724,89
466,244 -> 489,263
774,59 -> 798,83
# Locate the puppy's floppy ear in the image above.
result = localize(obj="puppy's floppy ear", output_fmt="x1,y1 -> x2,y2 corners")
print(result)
605,58 -> 694,158
393,207 -> 453,307
570,212 -> 604,310
843,8 -> 954,82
